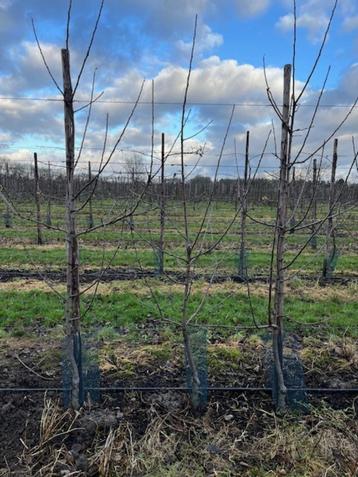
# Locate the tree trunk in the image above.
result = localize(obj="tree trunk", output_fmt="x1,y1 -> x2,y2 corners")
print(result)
62,48 -> 83,410
272,64 -> 291,412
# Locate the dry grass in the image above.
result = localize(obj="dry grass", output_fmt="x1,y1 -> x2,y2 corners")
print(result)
0,278 -> 356,305
11,397 -> 357,477
301,336 -> 358,377
0,279 -> 65,292
20,399 -> 81,476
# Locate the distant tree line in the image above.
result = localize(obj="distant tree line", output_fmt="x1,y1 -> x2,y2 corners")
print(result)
0,159 -> 357,206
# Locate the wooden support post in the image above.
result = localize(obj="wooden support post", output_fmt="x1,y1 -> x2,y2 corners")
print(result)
289,167 -> 296,233
46,161 -> 52,226
310,158 -> 317,249
62,48 -> 83,410
88,161 -> 94,228
327,139 -> 338,247
323,139 -> 338,279
4,162 -> 12,228
239,130 -> 249,278
34,152 -> 43,245
158,132 -> 165,274
272,64 -> 291,411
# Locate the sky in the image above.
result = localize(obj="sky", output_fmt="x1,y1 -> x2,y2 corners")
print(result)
0,0 -> 357,180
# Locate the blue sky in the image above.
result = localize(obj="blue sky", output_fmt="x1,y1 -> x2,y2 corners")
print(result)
0,0 -> 357,179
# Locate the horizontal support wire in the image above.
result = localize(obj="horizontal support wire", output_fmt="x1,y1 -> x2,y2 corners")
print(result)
0,96 -> 358,108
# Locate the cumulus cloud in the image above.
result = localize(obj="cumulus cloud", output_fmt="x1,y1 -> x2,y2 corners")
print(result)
86,57 -> 358,179
0,97 -> 63,139
235,0 -> 270,18
1,42 -> 357,180
343,16 -> 358,31
277,0 -> 358,46
278,12 -> 329,34
0,0 -> 357,181
276,11 -> 330,43
176,25 -> 223,55
276,0 -> 346,42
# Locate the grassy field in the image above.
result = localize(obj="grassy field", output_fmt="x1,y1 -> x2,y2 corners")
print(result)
0,279 -> 357,338
0,199 -> 357,339
0,199 -> 357,476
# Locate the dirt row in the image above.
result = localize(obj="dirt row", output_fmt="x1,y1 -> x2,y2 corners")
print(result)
1,327 -> 357,473
0,267 -> 356,284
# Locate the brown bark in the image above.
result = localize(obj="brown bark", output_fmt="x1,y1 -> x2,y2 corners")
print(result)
4,162 -> 12,228
310,158 -> 317,249
46,161 -> 52,226
272,64 -> 291,412
323,139 -> 338,278
88,161 -> 94,229
33,152 -> 43,245
158,133 -> 165,274
327,139 -> 338,250
62,48 -> 82,410
239,131 -> 249,278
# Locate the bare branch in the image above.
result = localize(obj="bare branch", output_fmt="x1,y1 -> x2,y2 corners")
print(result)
295,0 -> 338,104
190,105 -> 236,253
65,0 -> 73,51
72,0 -> 105,96
31,19 -> 63,95
74,90 -> 104,114
75,80 -> 145,200
292,66 -> 331,165
75,68 -> 98,168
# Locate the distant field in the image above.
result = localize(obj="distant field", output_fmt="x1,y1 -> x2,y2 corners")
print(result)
0,199 -> 356,340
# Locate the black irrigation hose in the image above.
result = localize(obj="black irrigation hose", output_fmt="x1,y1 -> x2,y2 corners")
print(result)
0,386 -> 358,394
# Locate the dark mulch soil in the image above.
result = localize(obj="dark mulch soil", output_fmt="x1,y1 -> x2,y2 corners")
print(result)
0,324 -> 357,474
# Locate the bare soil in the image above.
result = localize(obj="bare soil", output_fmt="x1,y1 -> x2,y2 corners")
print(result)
0,325 -> 357,476
0,267 -> 356,284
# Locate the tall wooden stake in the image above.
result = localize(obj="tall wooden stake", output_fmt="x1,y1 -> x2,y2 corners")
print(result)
158,133 -> 165,274
46,161 -> 52,226
310,158 -> 317,249
34,152 -> 43,245
239,131 -> 249,278
272,64 -> 291,411
323,139 -> 338,278
327,139 -> 338,247
289,167 -> 296,233
4,162 -> 12,228
62,48 -> 83,410
88,161 -> 94,228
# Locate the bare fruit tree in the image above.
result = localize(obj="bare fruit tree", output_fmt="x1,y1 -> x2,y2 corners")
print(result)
130,16 -> 272,414
262,0 -> 358,411
30,0 -> 155,409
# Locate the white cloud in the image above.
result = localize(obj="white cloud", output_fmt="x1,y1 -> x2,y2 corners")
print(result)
235,0 -> 270,17
0,0 -> 12,9
277,0 -> 358,45
343,16 -> 358,31
84,57 -> 358,179
276,0 -> 349,43
0,2 -> 356,180
176,25 -> 223,55
276,12 -> 330,42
